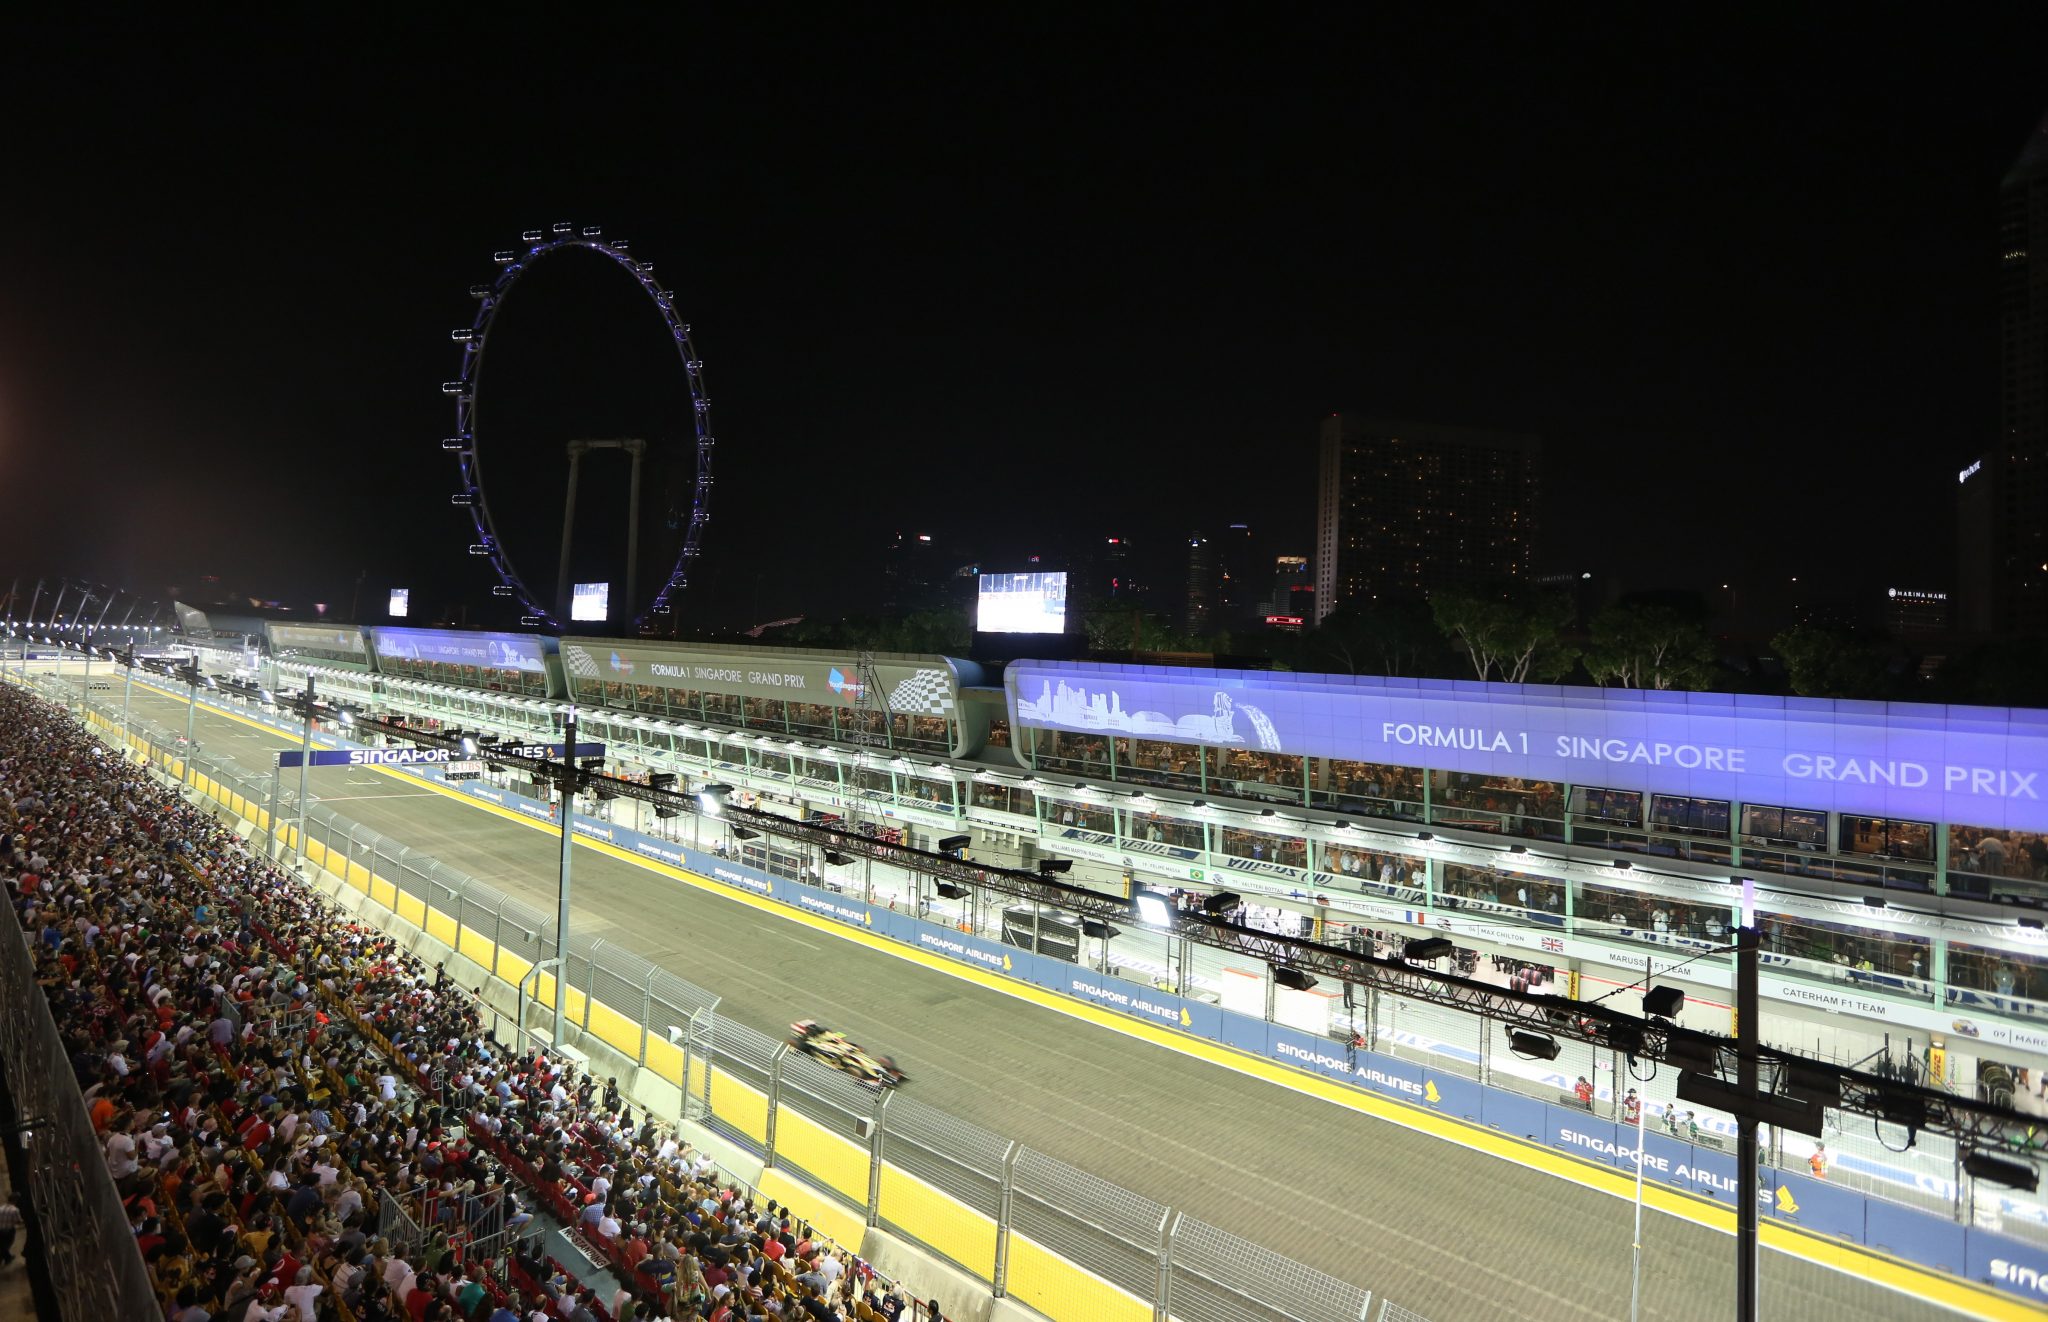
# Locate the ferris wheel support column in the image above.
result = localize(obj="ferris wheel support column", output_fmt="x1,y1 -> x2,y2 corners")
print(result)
555,440 -> 589,625
624,438 -> 645,625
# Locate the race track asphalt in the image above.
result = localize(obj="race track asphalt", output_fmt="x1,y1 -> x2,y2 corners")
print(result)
110,683 -> 1943,1321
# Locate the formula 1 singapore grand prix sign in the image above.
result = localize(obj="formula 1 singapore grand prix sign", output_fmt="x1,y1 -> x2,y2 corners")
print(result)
1004,661 -> 2048,831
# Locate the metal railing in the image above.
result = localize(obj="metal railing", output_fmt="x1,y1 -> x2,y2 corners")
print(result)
68,676 -> 2048,1304
0,888 -> 160,1320
86,686 -> 1388,1319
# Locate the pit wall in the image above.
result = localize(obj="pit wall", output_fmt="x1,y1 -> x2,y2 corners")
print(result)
82,707 -> 2048,1312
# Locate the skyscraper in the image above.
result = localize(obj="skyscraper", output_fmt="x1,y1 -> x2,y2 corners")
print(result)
1313,414 -> 1541,623
1962,111 -> 2048,634
1184,533 -> 1216,634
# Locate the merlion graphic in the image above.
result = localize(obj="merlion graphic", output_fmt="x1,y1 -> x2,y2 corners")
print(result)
1017,678 -> 1282,752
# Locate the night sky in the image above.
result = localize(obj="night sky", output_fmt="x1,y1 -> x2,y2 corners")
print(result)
3,10 -> 2045,629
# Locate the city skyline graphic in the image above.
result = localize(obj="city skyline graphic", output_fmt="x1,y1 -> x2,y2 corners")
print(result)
1016,677 -> 1284,751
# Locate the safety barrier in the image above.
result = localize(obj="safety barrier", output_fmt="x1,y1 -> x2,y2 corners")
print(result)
76,666 -> 2048,1234
76,695 -> 1382,1321
0,830 -> 162,1320
63,685 -> 2048,1313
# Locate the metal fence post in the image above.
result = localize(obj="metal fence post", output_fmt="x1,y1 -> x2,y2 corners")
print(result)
867,1090 -> 892,1227
681,1008 -> 700,1116
490,905 -> 504,978
765,1043 -> 789,1166
1154,1209 -> 1178,1322
992,1141 -> 1019,1298
582,939 -> 603,1031
639,967 -> 658,1067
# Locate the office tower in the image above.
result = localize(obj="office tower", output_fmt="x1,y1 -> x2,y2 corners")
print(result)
1961,111 -> 2048,634
1313,414 -> 1541,623
1185,533 -> 1216,634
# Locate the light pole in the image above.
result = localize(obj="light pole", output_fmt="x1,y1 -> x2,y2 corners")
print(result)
554,707 -> 579,1046
182,665 -> 204,750
294,675 -> 318,863
119,649 -> 135,751
1629,955 -> 1652,1322
1735,925 -> 1761,1322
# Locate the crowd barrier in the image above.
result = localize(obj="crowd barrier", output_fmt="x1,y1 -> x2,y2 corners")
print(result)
0,848 -> 161,1321
70,690 -> 2048,1312
78,700 -> 1385,1322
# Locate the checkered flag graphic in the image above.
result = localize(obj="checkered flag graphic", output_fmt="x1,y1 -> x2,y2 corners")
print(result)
886,668 -> 956,716
564,646 -> 600,680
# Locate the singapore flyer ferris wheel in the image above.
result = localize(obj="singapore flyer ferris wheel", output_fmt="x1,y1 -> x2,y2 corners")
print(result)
441,221 -> 714,632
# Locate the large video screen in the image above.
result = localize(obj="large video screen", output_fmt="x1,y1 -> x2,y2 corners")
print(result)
978,571 -> 1068,634
388,588 -> 409,618
571,582 -> 610,622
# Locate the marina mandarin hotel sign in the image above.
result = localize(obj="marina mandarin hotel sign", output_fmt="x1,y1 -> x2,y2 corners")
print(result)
1004,662 -> 2048,832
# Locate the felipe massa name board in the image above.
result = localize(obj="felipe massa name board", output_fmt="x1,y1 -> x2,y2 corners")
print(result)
1005,661 -> 2048,832
371,627 -> 548,674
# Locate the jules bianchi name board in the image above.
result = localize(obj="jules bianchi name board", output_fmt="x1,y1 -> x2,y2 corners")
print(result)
1006,662 -> 2048,831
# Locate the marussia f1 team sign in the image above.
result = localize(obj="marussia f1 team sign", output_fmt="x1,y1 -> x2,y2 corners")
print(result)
276,742 -> 603,769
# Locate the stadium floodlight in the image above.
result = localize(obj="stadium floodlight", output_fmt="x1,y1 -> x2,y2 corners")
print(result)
1133,889 -> 1174,928
1404,937 -> 1454,963
460,737 -> 479,756
1037,858 -> 1072,875
336,709 -> 355,727
1963,1150 -> 2040,1193
1643,986 -> 1686,1019
698,783 -> 732,816
1273,967 -> 1318,992
823,850 -> 851,866
731,826 -> 760,841
1507,1028 -> 1562,1061
937,834 -> 971,856
935,882 -> 970,900
1201,892 -> 1242,916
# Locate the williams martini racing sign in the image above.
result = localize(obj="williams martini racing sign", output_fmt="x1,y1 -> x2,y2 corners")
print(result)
277,742 -> 604,769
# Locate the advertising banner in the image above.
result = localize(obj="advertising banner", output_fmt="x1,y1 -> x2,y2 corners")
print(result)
1006,661 -> 2048,831
559,639 -> 959,719
1963,1223 -> 2048,1304
372,627 -> 548,674
280,741 -> 603,769
267,623 -> 368,656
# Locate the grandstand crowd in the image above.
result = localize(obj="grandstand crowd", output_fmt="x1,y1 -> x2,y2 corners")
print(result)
1,686 -> 928,1322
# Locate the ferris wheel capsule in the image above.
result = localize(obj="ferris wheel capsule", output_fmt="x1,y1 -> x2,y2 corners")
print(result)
521,229 -> 546,242
551,221 -> 574,235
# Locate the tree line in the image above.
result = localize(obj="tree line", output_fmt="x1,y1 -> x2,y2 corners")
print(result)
748,590 -> 2048,707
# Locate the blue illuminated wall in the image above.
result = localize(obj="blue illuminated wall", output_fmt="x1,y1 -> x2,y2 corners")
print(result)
1005,660 -> 2048,832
